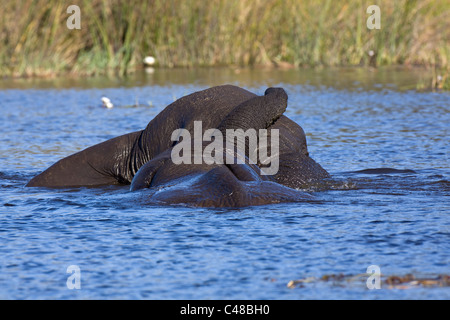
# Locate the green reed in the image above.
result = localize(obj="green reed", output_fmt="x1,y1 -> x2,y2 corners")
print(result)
1,0 -> 448,81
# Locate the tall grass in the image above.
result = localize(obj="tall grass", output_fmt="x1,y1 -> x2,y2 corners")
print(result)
1,0 -> 449,77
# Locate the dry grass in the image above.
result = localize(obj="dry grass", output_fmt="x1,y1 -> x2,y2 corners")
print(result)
1,0 -> 449,78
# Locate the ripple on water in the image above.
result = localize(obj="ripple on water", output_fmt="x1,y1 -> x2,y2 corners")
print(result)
0,80 -> 449,299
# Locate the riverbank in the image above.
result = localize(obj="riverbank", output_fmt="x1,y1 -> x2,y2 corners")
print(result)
1,0 -> 449,89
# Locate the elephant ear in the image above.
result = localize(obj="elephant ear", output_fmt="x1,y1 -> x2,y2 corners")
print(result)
217,87 -> 288,133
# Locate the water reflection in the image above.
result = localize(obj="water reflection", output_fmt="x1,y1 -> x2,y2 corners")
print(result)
0,66 -> 435,91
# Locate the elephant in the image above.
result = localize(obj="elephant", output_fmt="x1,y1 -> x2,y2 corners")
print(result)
26,85 -> 330,207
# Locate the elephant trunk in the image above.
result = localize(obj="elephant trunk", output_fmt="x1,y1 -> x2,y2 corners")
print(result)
216,88 -> 287,166
217,87 -> 288,133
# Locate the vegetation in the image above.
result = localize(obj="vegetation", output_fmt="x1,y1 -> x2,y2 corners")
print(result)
1,0 -> 449,86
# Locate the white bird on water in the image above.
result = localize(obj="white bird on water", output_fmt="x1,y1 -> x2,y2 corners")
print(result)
101,97 -> 114,109
143,56 -> 156,66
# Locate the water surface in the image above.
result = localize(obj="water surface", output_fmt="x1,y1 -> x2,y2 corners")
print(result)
0,68 -> 449,299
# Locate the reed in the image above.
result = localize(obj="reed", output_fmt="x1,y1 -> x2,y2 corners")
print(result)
1,0 -> 448,79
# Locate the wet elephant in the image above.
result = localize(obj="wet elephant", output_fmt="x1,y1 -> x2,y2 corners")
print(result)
27,85 -> 330,207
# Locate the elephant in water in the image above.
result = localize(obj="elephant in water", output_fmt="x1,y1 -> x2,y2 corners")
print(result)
27,85 -> 330,207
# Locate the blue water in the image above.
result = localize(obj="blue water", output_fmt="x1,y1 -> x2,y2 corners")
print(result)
0,69 -> 449,299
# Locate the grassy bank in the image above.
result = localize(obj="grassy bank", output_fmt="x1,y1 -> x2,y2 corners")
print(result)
1,0 -> 449,84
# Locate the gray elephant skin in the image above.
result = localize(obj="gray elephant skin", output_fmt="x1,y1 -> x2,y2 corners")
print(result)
27,85 -> 330,207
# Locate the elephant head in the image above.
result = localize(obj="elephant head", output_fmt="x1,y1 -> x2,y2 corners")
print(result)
129,87 -> 326,207
27,85 -> 256,187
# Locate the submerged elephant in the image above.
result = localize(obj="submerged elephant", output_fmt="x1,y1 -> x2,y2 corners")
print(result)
27,85 -> 330,207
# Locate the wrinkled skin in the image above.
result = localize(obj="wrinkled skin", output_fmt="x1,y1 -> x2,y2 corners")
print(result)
27,85 -> 330,207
